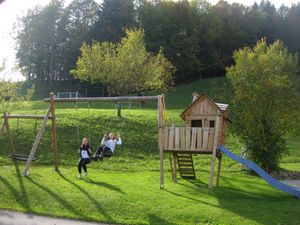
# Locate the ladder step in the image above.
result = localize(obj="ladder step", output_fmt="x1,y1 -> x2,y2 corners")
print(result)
178,169 -> 195,172
181,175 -> 196,179
177,159 -> 193,162
178,163 -> 193,167
177,155 -> 192,159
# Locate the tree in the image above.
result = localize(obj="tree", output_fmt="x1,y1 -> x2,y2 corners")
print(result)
59,0 -> 100,80
226,39 -> 300,172
138,0 -> 201,81
92,0 -> 136,42
15,0 -> 64,84
0,80 -> 35,113
71,29 -> 175,96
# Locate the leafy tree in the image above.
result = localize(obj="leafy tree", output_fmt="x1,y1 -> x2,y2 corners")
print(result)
59,0 -> 100,80
92,0 -> 136,42
138,0 -> 200,81
226,39 -> 300,172
15,0 -> 64,84
0,80 -> 35,114
71,29 -> 175,95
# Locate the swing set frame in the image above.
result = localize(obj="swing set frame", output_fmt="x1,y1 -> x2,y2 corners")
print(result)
1,93 -> 166,180
43,93 -> 166,177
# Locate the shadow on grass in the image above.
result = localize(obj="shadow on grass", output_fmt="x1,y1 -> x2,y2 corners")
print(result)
57,171 -> 114,223
83,178 -> 124,194
0,161 -> 32,212
25,176 -> 92,220
148,214 -> 178,225
174,177 -> 300,225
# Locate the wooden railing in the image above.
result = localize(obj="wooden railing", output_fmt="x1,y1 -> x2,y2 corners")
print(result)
161,127 -> 215,151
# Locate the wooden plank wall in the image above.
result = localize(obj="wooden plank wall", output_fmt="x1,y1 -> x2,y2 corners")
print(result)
163,127 -> 215,151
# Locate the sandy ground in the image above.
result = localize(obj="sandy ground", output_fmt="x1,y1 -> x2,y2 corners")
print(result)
281,180 -> 300,187
0,210 -> 109,225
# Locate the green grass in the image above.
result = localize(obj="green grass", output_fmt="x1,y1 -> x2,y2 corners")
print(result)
0,77 -> 299,225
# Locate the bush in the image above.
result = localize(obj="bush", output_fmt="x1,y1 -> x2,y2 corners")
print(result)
226,39 -> 300,172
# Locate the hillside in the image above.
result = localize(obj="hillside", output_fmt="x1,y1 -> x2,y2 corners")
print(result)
0,77 -> 299,225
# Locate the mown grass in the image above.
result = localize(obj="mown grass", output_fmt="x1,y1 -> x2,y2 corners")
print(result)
0,77 -> 299,225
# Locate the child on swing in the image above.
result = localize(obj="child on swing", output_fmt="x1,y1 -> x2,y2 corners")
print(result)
94,132 -> 122,161
77,137 -> 92,178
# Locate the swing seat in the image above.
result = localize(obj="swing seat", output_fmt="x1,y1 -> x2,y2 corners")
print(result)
9,153 -> 36,161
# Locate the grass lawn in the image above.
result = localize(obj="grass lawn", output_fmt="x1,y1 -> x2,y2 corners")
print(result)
0,78 -> 299,225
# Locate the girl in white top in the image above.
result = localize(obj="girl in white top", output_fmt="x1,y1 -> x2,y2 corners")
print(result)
94,132 -> 122,161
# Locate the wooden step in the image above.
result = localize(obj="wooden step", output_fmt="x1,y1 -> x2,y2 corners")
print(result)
177,155 -> 192,159
175,153 -> 196,179
177,159 -> 193,163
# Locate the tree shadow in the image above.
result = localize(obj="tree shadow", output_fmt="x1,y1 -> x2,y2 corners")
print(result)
164,188 -> 219,208
148,213 -> 178,225
25,176 -> 92,220
175,176 -> 300,225
83,178 -> 124,194
0,161 -> 32,212
57,171 -> 114,222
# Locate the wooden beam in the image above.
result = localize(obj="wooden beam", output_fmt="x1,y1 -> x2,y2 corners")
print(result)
44,95 -> 159,103
2,115 -> 53,120
158,95 -> 164,189
3,113 -> 16,155
216,153 -> 222,187
50,93 -> 59,171
0,122 -> 6,137
172,153 -> 177,183
23,106 -> 51,176
163,149 -> 212,154
208,113 -> 221,189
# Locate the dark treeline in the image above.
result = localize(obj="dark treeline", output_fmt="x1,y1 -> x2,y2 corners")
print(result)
15,0 -> 300,95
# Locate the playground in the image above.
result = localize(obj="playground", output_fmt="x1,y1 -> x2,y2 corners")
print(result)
0,78 -> 299,225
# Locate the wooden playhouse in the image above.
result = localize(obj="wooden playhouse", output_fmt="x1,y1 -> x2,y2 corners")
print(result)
158,92 -> 229,189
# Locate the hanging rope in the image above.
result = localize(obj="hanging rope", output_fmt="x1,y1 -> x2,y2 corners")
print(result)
87,101 -> 91,143
74,102 -> 80,145
119,101 -> 131,135
16,118 -> 19,135
107,101 -> 120,131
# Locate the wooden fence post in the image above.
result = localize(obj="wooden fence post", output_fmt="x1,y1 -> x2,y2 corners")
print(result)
4,112 -> 16,155
50,93 -> 59,171
158,95 -> 165,189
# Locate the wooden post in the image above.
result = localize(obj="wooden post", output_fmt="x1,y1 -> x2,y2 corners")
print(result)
208,112 -> 221,189
216,117 -> 227,188
23,107 -> 51,176
0,121 -> 6,137
50,93 -> 59,171
158,95 -> 164,189
4,112 -> 16,155
172,152 -> 177,183
216,153 -> 222,187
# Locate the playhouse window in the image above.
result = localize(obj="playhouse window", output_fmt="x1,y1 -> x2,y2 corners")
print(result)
209,120 -> 215,128
191,120 -> 202,127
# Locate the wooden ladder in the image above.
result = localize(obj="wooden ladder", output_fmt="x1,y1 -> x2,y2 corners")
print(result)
175,153 -> 196,179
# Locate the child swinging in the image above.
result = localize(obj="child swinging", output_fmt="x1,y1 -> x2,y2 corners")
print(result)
77,137 -> 92,178
94,132 -> 122,161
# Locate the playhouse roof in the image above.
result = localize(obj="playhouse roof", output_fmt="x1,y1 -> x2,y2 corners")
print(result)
180,92 -> 228,120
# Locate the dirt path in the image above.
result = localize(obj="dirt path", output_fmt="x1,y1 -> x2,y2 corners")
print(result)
281,180 -> 300,187
0,210 -> 109,225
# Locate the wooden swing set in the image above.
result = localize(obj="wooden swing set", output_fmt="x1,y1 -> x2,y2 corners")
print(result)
2,92 -> 227,191
0,93 -> 58,176
0,93 -> 164,177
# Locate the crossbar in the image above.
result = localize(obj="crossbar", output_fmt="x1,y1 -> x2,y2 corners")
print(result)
44,96 -> 159,103
2,115 -> 53,120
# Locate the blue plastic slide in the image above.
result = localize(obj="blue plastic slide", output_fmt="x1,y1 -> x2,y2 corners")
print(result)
218,145 -> 300,198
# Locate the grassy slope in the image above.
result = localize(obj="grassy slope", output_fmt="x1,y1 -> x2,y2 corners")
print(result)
0,77 -> 299,225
